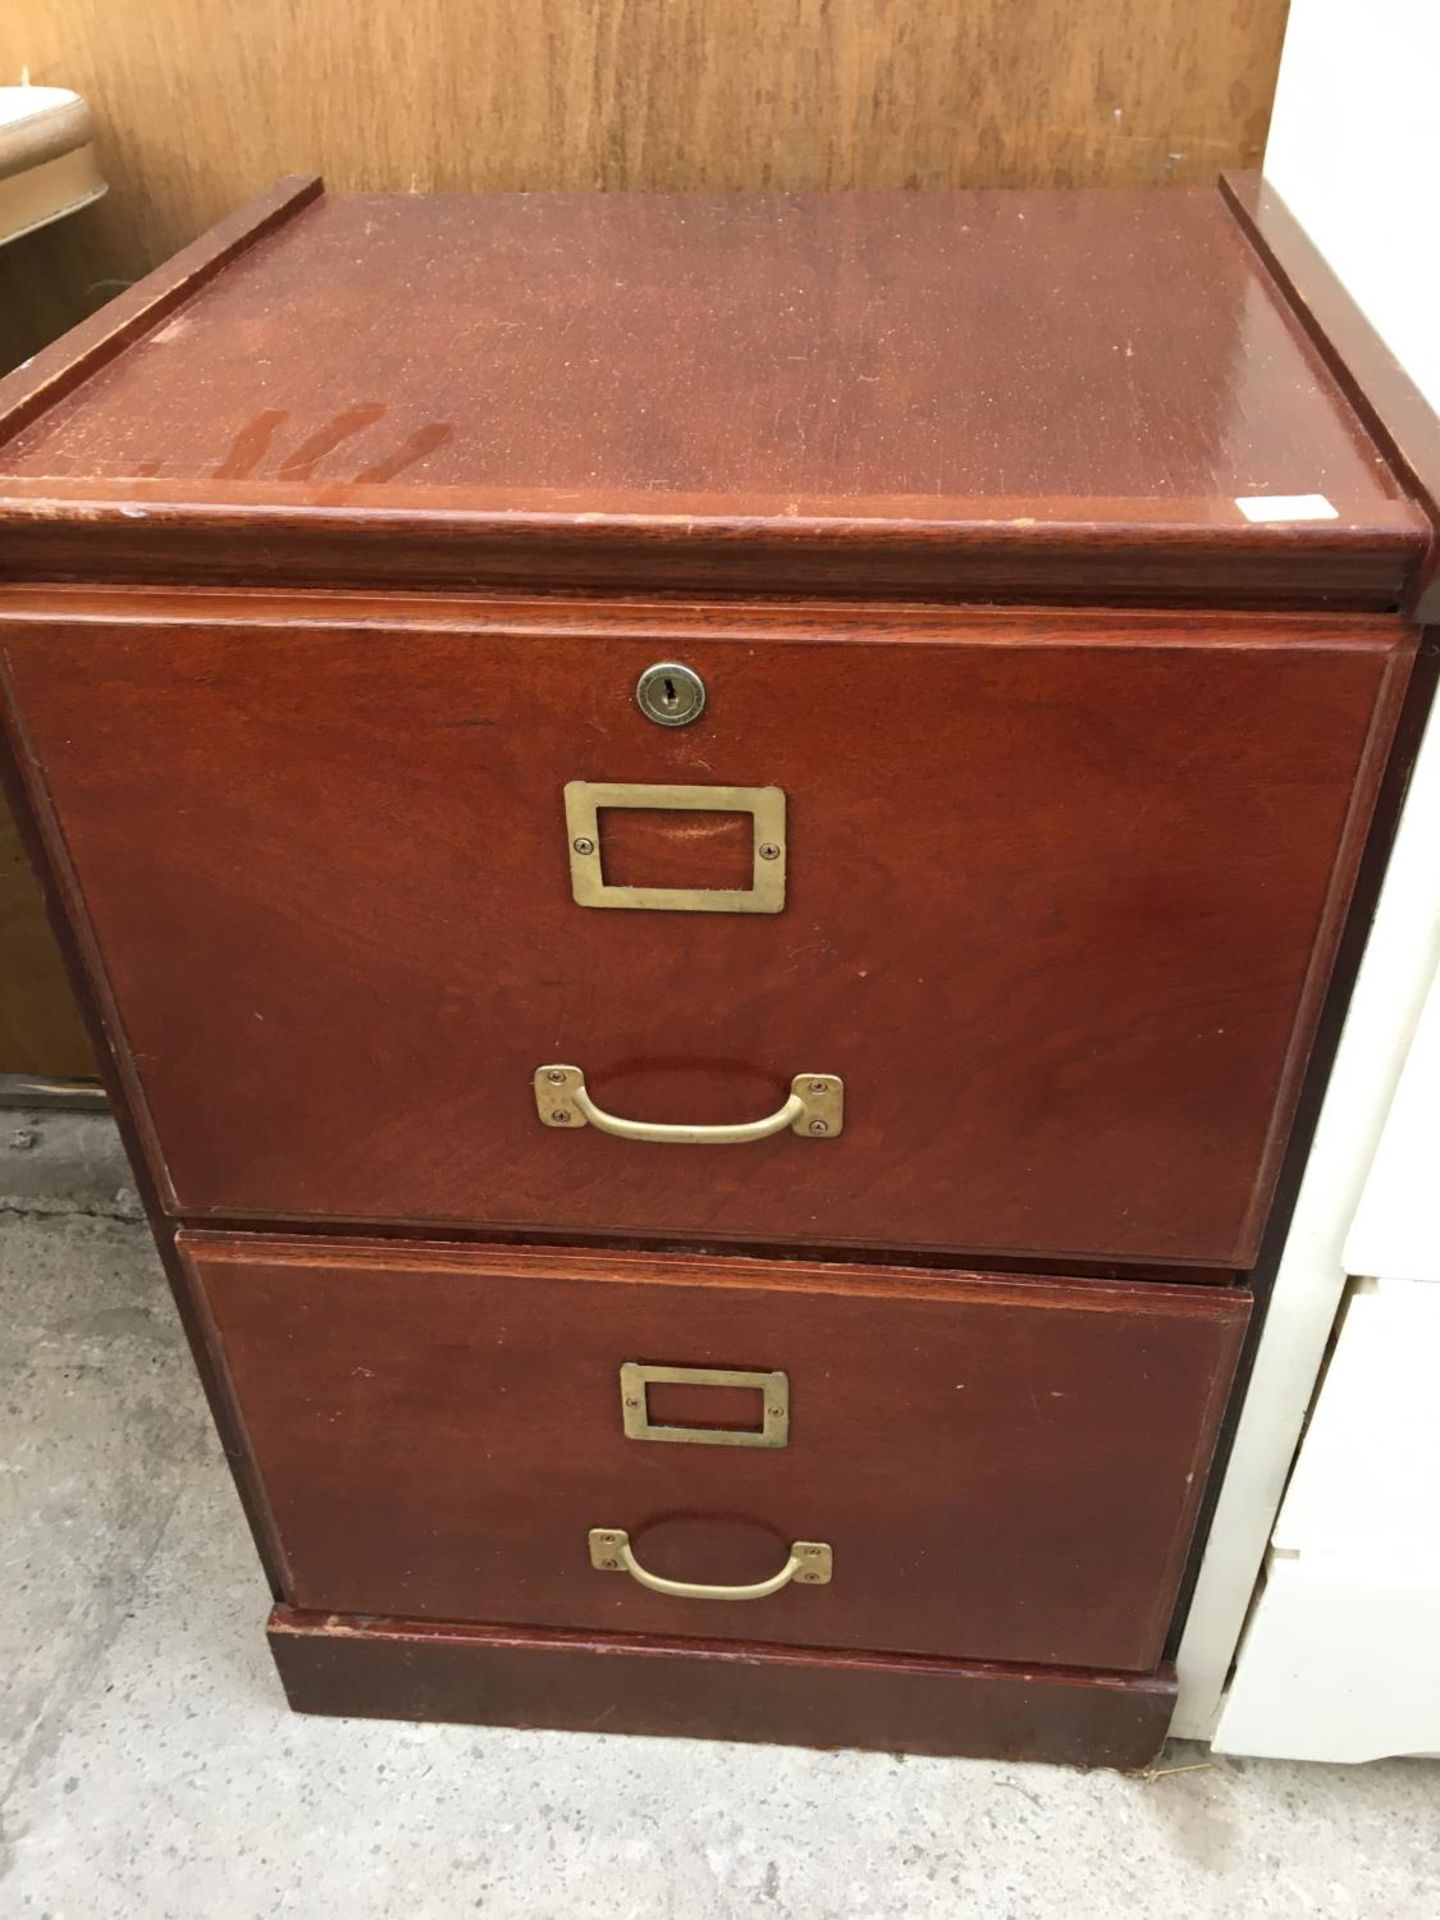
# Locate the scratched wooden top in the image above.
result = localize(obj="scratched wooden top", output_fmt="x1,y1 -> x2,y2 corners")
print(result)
0,187 -> 1426,603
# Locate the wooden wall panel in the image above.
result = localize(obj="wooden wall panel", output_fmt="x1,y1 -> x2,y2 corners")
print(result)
0,0 -> 1290,368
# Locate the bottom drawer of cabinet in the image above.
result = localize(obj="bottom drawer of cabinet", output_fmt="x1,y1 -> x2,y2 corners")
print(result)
180,1231 -> 1249,1672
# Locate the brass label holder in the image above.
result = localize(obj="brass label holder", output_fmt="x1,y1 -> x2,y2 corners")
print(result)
619,1361 -> 790,1448
564,780 -> 786,913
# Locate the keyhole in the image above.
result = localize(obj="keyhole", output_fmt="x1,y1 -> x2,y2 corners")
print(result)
636,661 -> 706,727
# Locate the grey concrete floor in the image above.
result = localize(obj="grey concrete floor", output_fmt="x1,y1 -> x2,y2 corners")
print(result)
2,1111 -> 1437,1919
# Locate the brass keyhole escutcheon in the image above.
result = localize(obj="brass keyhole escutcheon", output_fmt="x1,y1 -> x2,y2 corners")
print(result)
636,661 -> 706,728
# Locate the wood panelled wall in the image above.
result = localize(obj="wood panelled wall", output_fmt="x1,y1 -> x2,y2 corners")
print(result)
1,0 -> 1290,369
0,0 -> 1288,1079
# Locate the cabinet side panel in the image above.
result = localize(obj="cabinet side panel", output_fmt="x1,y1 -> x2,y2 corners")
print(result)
0,633 -> 290,1594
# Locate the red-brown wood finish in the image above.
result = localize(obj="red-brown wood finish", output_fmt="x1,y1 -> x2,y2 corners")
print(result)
268,1609 -> 1180,1769
1222,173 -> 1440,622
0,188 -> 1427,609
0,592 -> 1410,1266
182,1233 -> 1248,1672
2,183 -> 1436,1766
0,177 -> 324,451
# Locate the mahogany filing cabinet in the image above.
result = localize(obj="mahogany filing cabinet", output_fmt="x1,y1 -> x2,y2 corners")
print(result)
2,178 -> 1438,1769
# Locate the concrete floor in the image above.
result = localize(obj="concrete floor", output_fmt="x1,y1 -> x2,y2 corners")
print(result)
2,1112 -> 1437,1919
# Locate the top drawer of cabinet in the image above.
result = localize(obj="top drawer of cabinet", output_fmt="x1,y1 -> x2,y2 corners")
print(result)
0,594 -> 1412,1267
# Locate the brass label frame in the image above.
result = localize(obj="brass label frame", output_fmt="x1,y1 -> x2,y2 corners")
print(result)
619,1361 -> 790,1447
564,781 -> 786,913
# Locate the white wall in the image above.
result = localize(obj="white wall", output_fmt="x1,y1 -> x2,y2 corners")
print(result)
1264,0 -> 1440,412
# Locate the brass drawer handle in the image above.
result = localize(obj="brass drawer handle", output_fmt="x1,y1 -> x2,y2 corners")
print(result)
589,1529 -> 833,1600
534,1066 -> 843,1143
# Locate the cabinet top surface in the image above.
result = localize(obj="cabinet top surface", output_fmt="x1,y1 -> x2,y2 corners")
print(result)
0,186 -> 1427,602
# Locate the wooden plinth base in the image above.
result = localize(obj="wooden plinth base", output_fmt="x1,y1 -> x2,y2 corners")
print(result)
268,1607 -> 1176,1769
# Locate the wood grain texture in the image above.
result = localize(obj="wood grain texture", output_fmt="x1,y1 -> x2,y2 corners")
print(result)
184,1232 -> 1248,1672
0,591 -> 1411,1267
0,0 -> 1291,369
0,189 -> 1424,608
269,1609 -> 1180,1768
1,482 -> 1419,611
0,176 -> 319,1076
0,695 -> 291,1595
0,176 -> 320,445
1221,172 -> 1440,623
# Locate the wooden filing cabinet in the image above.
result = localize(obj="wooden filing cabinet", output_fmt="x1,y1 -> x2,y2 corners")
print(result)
0,176 -> 1435,1768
